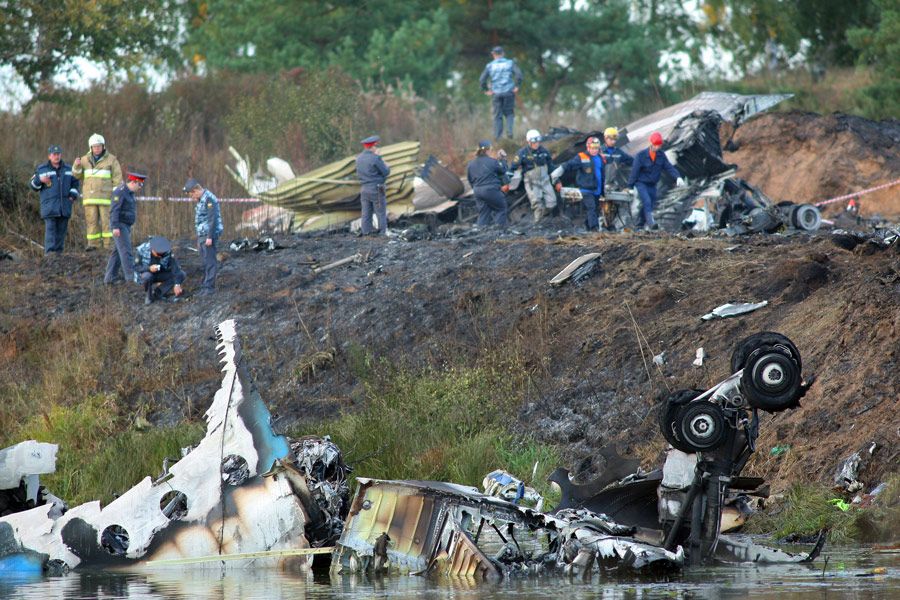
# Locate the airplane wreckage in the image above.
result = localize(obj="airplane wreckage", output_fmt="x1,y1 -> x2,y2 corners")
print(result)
232,92 -> 822,236
0,320 -> 824,580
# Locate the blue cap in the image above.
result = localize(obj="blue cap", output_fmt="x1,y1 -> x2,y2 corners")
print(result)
183,178 -> 201,192
477,139 -> 492,149
48,144 -> 62,154
491,46 -> 504,55
361,135 -> 381,145
149,236 -> 172,255
127,170 -> 148,181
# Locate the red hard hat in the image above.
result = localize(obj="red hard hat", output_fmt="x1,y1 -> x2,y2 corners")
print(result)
649,132 -> 663,146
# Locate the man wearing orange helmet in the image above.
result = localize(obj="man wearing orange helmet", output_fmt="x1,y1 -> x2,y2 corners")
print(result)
627,131 -> 685,231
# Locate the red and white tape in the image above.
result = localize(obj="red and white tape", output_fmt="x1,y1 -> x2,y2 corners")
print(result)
136,196 -> 261,204
814,179 -> 900,208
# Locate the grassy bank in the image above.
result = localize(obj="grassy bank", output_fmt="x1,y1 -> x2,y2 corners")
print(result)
745,477 -> 900,543
290,344 -> 562,503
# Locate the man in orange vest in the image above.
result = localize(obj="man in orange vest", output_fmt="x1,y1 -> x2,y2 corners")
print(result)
551,136 -> 605,232
627,131 -> 685,231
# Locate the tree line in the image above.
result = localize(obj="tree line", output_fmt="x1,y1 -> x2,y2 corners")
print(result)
1,1 -> 895,116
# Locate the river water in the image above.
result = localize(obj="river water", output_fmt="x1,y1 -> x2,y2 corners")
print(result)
2,546 -> 897,599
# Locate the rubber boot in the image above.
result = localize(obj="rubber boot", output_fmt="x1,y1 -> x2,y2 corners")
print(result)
533,207 -> 545,223
144,284 -> 154,305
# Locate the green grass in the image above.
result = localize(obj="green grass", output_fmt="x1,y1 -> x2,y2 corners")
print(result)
289,347 -> 562,505
10,394 -> 203,505
745,477 -> 900,543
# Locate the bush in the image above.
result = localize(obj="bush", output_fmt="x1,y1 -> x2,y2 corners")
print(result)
290,348 -> 561,503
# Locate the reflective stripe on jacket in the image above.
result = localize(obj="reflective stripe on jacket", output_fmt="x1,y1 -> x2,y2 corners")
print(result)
31,161 -> 80,219
73,151 -> 123,206
561,152 -> 604,195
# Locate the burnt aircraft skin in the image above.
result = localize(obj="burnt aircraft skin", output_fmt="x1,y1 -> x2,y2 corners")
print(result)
550,332 -> 823,567
0,320 -> 318,573
332,478 -> 684,580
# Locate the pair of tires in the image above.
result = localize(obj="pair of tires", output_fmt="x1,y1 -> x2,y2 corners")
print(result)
658,333 -> 803,453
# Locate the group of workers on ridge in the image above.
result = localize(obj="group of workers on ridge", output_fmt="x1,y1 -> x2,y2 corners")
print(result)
30,136 -> 223,304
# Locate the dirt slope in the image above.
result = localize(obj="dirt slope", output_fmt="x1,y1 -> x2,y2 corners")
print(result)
724,111 -> 900,217
2,224 -> 897,494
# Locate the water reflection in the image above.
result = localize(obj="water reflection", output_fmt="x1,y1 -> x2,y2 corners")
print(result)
2,547 -> 897,600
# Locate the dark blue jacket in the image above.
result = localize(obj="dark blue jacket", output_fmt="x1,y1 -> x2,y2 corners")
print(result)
356,150 -> 390,186
30,160 -> 80,219
109,183 -> 136,228
467,155 -> 507,191
627,148 -> 680,188
601,145 -> 633,167
560,152 -> 604,196
513,145 -> 554,173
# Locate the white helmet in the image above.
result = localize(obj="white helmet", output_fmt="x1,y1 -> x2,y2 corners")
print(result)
526,129 -> 541,143
88,133 -> 105,147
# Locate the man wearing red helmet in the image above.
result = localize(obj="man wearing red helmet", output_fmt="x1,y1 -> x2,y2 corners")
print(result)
627,131 -> 685,230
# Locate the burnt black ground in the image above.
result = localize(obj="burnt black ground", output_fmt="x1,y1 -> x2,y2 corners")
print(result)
1,218 -> 898,493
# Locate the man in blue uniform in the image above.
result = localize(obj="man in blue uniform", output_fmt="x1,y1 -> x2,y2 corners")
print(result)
29,145 -> 80,254
479,46 -> 523,141
627,131 -> 685,230
466,139 -> 510,227
355,135 -> 391,235
184,178 -> 223,295
512,129 -> 556,223
600,127 -> 634,173
104,170 -> 146,284
134,236 -> 185,305
551,136 -> 606,232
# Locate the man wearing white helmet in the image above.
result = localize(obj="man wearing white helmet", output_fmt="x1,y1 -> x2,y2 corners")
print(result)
512,129 -> 556,223
73,133 -> 123,250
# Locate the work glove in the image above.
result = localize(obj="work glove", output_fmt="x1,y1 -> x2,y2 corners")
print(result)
676,177 -> 686,187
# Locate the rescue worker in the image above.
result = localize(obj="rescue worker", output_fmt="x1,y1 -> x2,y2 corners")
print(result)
600,127 -> 633,170
466,139 -> 510,228
104,170 -> 146,285
134,236 -> 185,305
479,46 -> 523,141
627,131 -> 685,231
30,145 -> 80,254
184,178 -> 224,295
72,133 -> 123,250
513,129 -> 556,223
551,136 -> 606,232
355,135 -> 391,235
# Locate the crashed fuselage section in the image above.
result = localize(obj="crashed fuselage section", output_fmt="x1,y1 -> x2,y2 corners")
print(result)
0,320 -> 349,574
332,478 -> 683,580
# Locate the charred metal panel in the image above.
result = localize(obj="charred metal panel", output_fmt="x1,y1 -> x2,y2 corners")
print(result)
0,320 -> 314,573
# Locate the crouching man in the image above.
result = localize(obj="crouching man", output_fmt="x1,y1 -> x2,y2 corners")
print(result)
134,236 -> 185,305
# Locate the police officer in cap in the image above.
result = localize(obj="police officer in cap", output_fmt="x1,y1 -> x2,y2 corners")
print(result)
29,144 -> 80,254
355,135 -> 391,235
104,170 -> 146,285
134,236 -> 186,305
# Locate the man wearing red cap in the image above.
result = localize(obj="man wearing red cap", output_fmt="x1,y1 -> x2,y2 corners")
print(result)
104,170 -> 146,285
355,135 -> 391,235
627,132 -> 685,230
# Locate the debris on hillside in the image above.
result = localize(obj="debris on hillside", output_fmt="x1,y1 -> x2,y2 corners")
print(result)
0,321 -> 825,578
544,92 -> 825,233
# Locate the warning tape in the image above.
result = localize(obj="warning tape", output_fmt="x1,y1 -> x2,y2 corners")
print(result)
136,196 -> 261,204
814,179 -> 900,208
